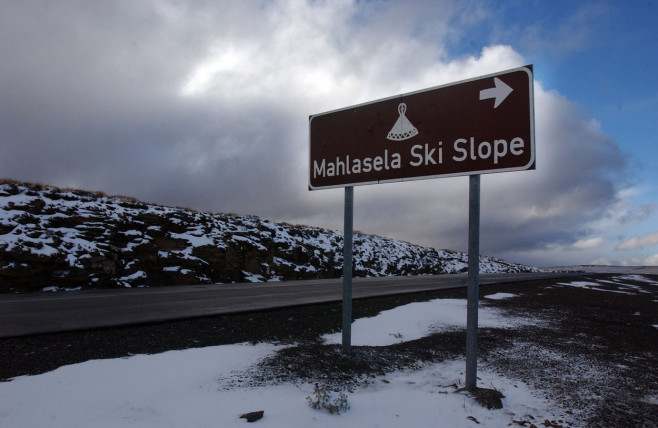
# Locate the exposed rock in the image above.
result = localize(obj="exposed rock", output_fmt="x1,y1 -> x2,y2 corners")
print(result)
0,180 -> 541,292
239,410 -> 264,423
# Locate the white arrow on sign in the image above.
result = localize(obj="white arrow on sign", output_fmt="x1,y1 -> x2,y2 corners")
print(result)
479,77 -> 513,108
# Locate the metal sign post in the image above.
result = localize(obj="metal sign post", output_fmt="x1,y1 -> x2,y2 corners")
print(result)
342,186 -> 354,355
309,65 -> 535,375
465,174 -> 480,390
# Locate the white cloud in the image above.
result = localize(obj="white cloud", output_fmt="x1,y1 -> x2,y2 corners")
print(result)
573,237 -> 604,250
641,254 -> 658,265
592,254 -> 658,267
616,232 -> 658,251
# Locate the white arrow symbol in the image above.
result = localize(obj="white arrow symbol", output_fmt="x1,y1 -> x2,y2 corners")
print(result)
479,77 -> 513,108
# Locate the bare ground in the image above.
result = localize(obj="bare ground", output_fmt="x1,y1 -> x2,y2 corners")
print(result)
1,273 -> 657,427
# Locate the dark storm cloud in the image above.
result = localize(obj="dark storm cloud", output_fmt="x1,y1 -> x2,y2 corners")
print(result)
0,0 -> 638,266
0,0 -> 302,211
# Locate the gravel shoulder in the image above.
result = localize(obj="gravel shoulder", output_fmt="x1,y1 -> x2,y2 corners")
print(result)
1,273 -> 657,427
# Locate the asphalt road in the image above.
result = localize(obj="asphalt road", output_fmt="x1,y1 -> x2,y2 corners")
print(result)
0,272 -> 578,338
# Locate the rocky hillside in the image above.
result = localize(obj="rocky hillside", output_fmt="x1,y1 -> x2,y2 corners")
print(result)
0,180 -> 540,292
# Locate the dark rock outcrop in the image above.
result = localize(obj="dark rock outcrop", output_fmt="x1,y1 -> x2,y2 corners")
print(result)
0,180 -> 539,292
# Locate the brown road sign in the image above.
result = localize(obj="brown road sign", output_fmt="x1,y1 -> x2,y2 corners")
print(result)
309,65 -> 535,189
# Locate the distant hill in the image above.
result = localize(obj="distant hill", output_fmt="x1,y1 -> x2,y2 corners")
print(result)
0,180 -> 541,292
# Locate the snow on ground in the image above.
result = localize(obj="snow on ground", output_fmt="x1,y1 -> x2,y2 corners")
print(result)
321,296 -> 538,346
484,292 -> 517,300
549,265 -> 658,274
556,274 -> 658,295
0,350 -> 557,428
0,290 -> 576,428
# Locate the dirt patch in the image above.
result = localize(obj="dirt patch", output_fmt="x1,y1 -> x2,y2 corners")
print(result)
468,387 -> 505,410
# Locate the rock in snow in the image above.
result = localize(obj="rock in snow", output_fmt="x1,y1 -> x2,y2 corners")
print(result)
0,180 -> 540,292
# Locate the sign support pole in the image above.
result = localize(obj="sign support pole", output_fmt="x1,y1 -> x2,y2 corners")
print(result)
342,186 -> 354,356
465,174 -> 480,390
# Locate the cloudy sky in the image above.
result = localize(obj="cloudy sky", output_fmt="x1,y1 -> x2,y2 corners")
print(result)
1,0 -> 657,267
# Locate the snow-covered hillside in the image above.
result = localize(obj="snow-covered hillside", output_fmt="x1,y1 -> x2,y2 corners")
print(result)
0,180 -> 540,292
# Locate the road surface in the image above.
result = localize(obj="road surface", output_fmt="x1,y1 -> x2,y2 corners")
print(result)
0,272 -> 578,338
